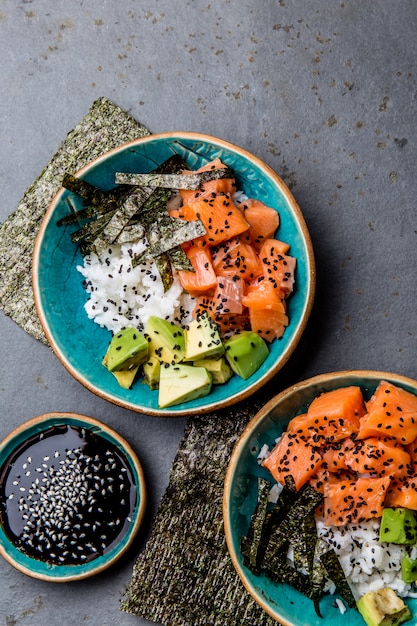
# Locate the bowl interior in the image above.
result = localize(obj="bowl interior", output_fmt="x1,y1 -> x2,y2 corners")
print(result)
224,370 -> 417,626
33,132 -> 315,415
0,413 -> 146,582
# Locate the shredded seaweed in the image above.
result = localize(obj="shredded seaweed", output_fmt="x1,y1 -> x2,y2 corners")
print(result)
242,474 -> 356,619
167,247 -> 193,272
262,484 -> 323,563
320,548 -> 356,609
90,187 -> 153,256
57,153 -> 207,290
292,511 -> 317,573
264,551 -> 311,595
131,219 -> 205,266
114,222 -> 145,245
154,252 -> 174,292
240,477 -> 271,573
309,538 -> 329,617
114,167 -> 235,189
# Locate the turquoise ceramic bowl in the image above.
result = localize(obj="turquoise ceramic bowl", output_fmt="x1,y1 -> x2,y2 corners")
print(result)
33,132 -> 315,416
223,370 -> 417,626
0,413 -> 146,582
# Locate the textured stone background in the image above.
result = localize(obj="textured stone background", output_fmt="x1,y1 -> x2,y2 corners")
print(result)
0,2 -> 416,625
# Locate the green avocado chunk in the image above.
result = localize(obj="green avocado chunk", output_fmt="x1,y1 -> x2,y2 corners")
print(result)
401,554 -> 417,584
105,326 -> 148,372
379,508 -> 417,545
224,331 -> 269,379
144,316 -> 185,364
183,311 -> 224,361
142,355 -> 161,390
357,588 -> 412,626
158,363 -> 212,408
111,365 -> 140,389
192,356 -> 232,384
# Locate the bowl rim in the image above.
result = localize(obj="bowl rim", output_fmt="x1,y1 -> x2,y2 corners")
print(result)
223,369 -> 417,626
32,131 -> 316,416
0,412 -> 147,582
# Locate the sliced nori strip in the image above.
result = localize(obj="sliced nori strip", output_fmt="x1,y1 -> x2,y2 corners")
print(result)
60,154 -> 185,230
320,548 -> 356,609
114,222 -> 145,245
154,252 -> 174,292
61,173 -> 109,205
292,511 -> 317,573
132,219 -> 205,266
61,174 -> 133,212
240,477 -> 271,572
131,187 -> 173,224
309,538 -> 329,617
58,204 -> 107,226
262,484 -> 323,563
90,187 -> 153,256
114,167 -> 235,189
70,211 -> 115,244
167,247 -> 193,272
264,552 -> 310,595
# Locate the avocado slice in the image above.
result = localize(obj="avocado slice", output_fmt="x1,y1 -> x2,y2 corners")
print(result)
379,508 -> 417,545
111,365 -> 140,389
144,316 -> 185,364
193,356 -> 232,384
401,554 -> 417,583
158,363 -> 212,408
104,326 -> 148,372
143,355 -> 161,390
224,331 -> 269,379
357,588 -> 412,626
183,312 -> 224,361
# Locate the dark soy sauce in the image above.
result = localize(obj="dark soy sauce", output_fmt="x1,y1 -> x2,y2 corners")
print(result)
0,424 -> 137,565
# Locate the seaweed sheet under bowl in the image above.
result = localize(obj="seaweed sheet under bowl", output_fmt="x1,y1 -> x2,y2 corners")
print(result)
32,132 -> 315,417
223,370 -> 417,626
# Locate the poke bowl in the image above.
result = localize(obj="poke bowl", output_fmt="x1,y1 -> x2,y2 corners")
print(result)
0,412 -> 146,582
223,370 -> 417,626
33,132 -> 315,416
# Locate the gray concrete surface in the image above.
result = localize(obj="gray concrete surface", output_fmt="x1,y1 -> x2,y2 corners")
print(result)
1,1 -> 416,625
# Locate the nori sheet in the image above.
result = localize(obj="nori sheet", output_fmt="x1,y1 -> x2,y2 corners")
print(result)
121,399 -> 279,626
0,97 -> 150,344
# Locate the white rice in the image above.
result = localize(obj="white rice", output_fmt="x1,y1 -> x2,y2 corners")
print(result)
76,237 -> 196,334
316,517 -> 417,601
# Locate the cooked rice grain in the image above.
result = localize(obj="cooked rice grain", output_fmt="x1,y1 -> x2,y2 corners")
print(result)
316,517 -> 415,600
77,238 -> 195,334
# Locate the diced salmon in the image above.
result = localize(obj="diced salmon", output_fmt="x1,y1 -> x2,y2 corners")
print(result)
211,236 -> 263,281
258,239 -> 296,297
384,480 -> 417,510
179,158 -> 236,204
177,242 -> 217,295
344,437 -> 410,481
323,476 -> 391,526
181,194 -> 250,247
305,386 -> 366,443
322,439 -> 356,472
242,278 -> 288,312
358,380 -> 417,444
262,432 -> 323,491
242,198 -> 280,250
248,307 -> 288,342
